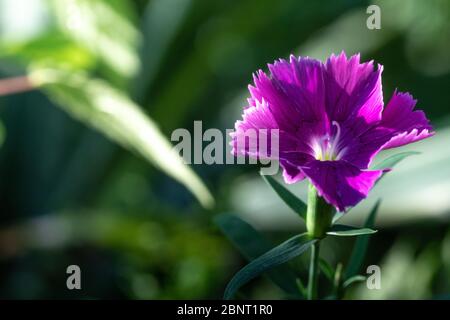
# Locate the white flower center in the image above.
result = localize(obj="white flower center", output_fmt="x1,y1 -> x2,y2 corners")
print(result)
312,121 -> 346,161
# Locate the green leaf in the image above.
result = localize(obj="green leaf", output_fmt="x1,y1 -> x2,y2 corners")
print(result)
332,211 -> 344,224
30,69 -> 214,208
344,200 -> 381,279
319,258 -> 335,282
326,224 -> 377,237
332,153 -> 415,223
260,172 -> 307,220
372,152 -> 420,185
343,275 -> 366,289
134,0 -> 192,102
49,0 -> 140,78
295,278 -> 307,298
223,233 -> 316,300
0,32 -> 95,71
214,213 -> 300,296
371,151 -> 420,171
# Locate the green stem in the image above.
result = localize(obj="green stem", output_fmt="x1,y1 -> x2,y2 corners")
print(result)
308,242 -> 320,300
306,184 -> 333,238
305,183 -> 333,300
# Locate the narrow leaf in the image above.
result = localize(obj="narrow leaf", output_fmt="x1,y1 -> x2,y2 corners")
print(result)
332,211 -> 344,224
344,200 -> 381,279
319,259 -> 335,282
343,275 -> 366,289
134,0 -> 192,101
296,278 -> 307,298
333,153 -> 413,223
30,69 -> 214,208
326,224 -> 377,237
214,213 -> 300,296
371,151 -> 420,171
224,233 -> 316,300
260,172 -> 307,220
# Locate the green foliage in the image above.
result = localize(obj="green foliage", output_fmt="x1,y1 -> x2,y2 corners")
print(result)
214,213 -> 300,296
261,172 -> 307,220
224,233 -> 316,299
326,225 -> 377,237
345,200 -> 381,279
371,152 -> 421,171
48,0 -> 140,78
29,68 -> 213,208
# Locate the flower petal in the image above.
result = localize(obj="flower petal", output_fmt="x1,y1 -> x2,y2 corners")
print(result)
231,99 -> 313,160
269,56 -> 328,125
337,91 -> 434,168
325,52 -> 383,133
231,99 -> 279,158
302,160 -> 383,211
252,57 -> 329,137
280,160 -> 306,184
338,125 -> 391,169
379,91 -> 434,149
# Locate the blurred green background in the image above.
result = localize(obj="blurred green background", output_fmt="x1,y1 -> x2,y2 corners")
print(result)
0,0 -> 449,299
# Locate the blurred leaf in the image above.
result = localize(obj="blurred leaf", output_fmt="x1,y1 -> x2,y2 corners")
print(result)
371,151 -> 420,171
224,233 -> 316,299
330,262 -> 344,299
133,0 -> 192,102
326,225 -> 377,237
332,210 -> 345,224
345,200 -> 381,279
29,68 -> 214,208
343,275 -> 366,289
319,258 -> 334,282
214,213 -> 300,296
0,31 -> 95,71
49,0 -> 140,78
261,172 -> 307,220
295,278 -> 307,298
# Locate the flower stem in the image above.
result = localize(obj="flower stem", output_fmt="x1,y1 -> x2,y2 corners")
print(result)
305,183 -> 333,300
308,241 -> 320,300
306,184 -> 333,239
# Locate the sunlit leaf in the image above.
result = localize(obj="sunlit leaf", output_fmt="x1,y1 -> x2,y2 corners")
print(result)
214,213 -> 300,296
326,224 -> 377,237
261,172 -> 307,220
0,31 -> 95,71
224,233 -> 316,299
49,0 -> 140,78
344,200 -> 381,279
29,68 -> 214,208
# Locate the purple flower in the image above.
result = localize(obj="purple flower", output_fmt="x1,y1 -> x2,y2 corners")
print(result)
231,52 -> 434,212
